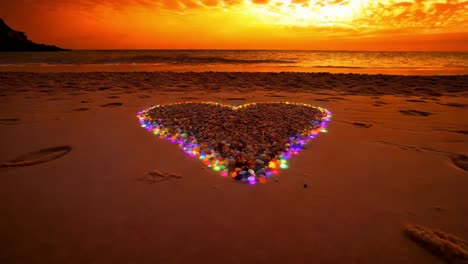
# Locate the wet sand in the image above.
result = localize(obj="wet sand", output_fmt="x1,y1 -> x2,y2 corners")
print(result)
1,64 -> 467,75
0,72 -> 467,263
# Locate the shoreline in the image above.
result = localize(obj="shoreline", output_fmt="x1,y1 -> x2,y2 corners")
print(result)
0,64 -> 467,75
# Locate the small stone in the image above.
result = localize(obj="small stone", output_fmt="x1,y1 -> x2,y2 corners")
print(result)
248,169 -> 255,175
169,173 -> 182,178
256,169 -> 265,175
255,159 -> 265,165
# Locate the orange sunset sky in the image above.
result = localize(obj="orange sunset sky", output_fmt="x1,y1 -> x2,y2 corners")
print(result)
0,0 -> 467,51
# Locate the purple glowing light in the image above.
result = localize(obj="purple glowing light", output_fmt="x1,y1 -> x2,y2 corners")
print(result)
136,102 -> 332,185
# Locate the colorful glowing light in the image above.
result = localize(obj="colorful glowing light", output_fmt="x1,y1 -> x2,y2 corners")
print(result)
136,102 -> 331,185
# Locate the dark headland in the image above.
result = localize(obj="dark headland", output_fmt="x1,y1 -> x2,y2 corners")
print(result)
0,18 -> 68,51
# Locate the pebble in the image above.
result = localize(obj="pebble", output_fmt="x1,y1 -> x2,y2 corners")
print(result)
256,169 -> 265,175
142,102 -> 327,183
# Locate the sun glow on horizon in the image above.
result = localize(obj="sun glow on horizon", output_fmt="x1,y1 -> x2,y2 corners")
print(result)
249,0 -> 369,27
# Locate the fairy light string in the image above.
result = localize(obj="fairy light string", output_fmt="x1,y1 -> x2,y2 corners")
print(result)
137,102 -> 332,185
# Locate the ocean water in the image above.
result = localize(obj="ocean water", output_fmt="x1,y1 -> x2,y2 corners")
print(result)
0,50 -> 466,75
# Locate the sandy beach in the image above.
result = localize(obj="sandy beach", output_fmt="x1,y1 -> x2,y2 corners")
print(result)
0,72 -> 467,263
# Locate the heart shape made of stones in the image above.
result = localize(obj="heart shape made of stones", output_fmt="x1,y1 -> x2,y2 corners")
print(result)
137,102 -> 331,184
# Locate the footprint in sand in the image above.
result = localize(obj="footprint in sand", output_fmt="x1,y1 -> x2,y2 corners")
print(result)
101,102 -> 123,107
434,129 -> 468,135
399,110 -> 432,116
0,118 -> 20,125
347,122 -> 373,128
406,99 -> 427,103
437,102 -> 467,108
138,170 -> 183,184
1,146 -> 72,168
72,108 -> 90,112
373,141 -> 467,172
374,101 -> 387,106
404,224 -> 468,263
314,92 -> 333,96
326,97 -> 347,101
225,97 -> 246,101
266,94 -> 286,98
451,155 -> 468,172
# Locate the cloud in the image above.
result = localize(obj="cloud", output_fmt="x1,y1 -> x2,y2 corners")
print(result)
1,0 -> 466,32
245,0 -> 468,33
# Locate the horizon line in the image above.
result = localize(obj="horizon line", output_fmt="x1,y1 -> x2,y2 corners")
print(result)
58,49 -> 468,53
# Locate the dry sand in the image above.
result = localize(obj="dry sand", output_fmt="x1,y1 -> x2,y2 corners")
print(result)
0,72 -> 467,264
